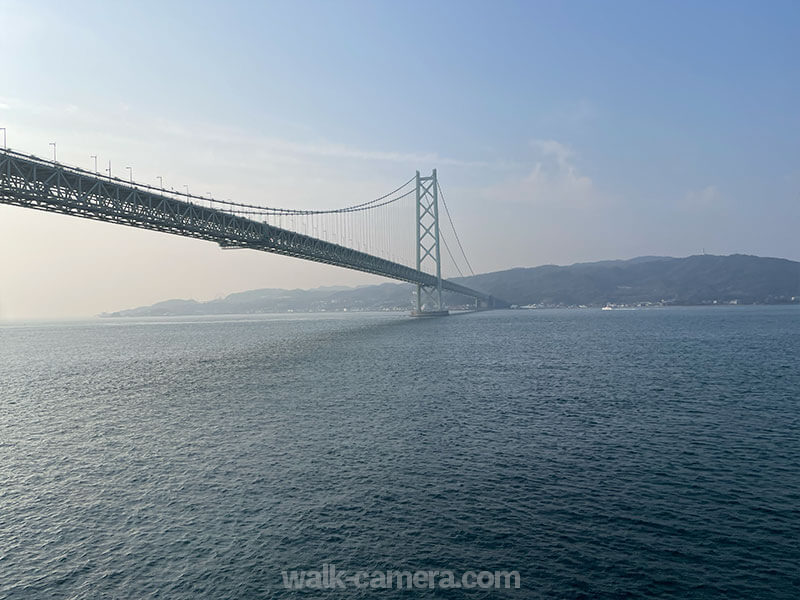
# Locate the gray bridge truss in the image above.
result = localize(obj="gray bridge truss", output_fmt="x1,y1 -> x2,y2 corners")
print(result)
0,149 -> 498,309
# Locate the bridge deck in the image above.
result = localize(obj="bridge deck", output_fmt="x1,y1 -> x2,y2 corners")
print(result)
0,149 -> 494,305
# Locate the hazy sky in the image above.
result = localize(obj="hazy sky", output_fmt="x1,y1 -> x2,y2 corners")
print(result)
1,0 -> 798,319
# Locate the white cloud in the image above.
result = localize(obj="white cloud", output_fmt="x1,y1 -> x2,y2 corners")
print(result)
683,185 -> 720,207
531,139 -> 574,167
149,118 -> 505,170
2,98 -> 511,176
487,139 -> 596,206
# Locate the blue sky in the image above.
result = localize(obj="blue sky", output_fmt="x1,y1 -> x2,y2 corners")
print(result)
0,0 -> 798,317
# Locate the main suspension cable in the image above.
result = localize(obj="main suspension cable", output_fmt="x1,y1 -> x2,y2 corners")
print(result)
441,235 -> 465,278
437,181 -> 475,276
200,176 -> 415,216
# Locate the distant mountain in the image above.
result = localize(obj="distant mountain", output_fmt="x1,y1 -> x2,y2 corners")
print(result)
102,254 -> 800,317
454,254 -> 800,307
103,282 -> 419,317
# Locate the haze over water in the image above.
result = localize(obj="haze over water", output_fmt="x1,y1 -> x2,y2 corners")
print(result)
2,307 -> 799,598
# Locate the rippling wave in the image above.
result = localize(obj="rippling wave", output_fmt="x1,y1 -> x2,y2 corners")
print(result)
1,307 -> 798,598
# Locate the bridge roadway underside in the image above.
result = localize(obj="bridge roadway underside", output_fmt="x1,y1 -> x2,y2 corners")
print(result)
0,150 -> 496,307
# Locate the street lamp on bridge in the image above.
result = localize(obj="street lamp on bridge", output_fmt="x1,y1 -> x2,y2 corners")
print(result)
90,155 -> 97,173
49,142 -> 56,162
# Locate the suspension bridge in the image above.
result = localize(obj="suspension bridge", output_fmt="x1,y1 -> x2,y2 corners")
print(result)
0,146 -> 500,315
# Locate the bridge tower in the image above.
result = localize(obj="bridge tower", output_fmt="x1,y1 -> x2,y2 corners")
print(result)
413,169 -> 448,316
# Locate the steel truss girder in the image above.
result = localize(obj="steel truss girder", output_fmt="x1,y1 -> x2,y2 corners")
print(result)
0,149 -> 494,305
